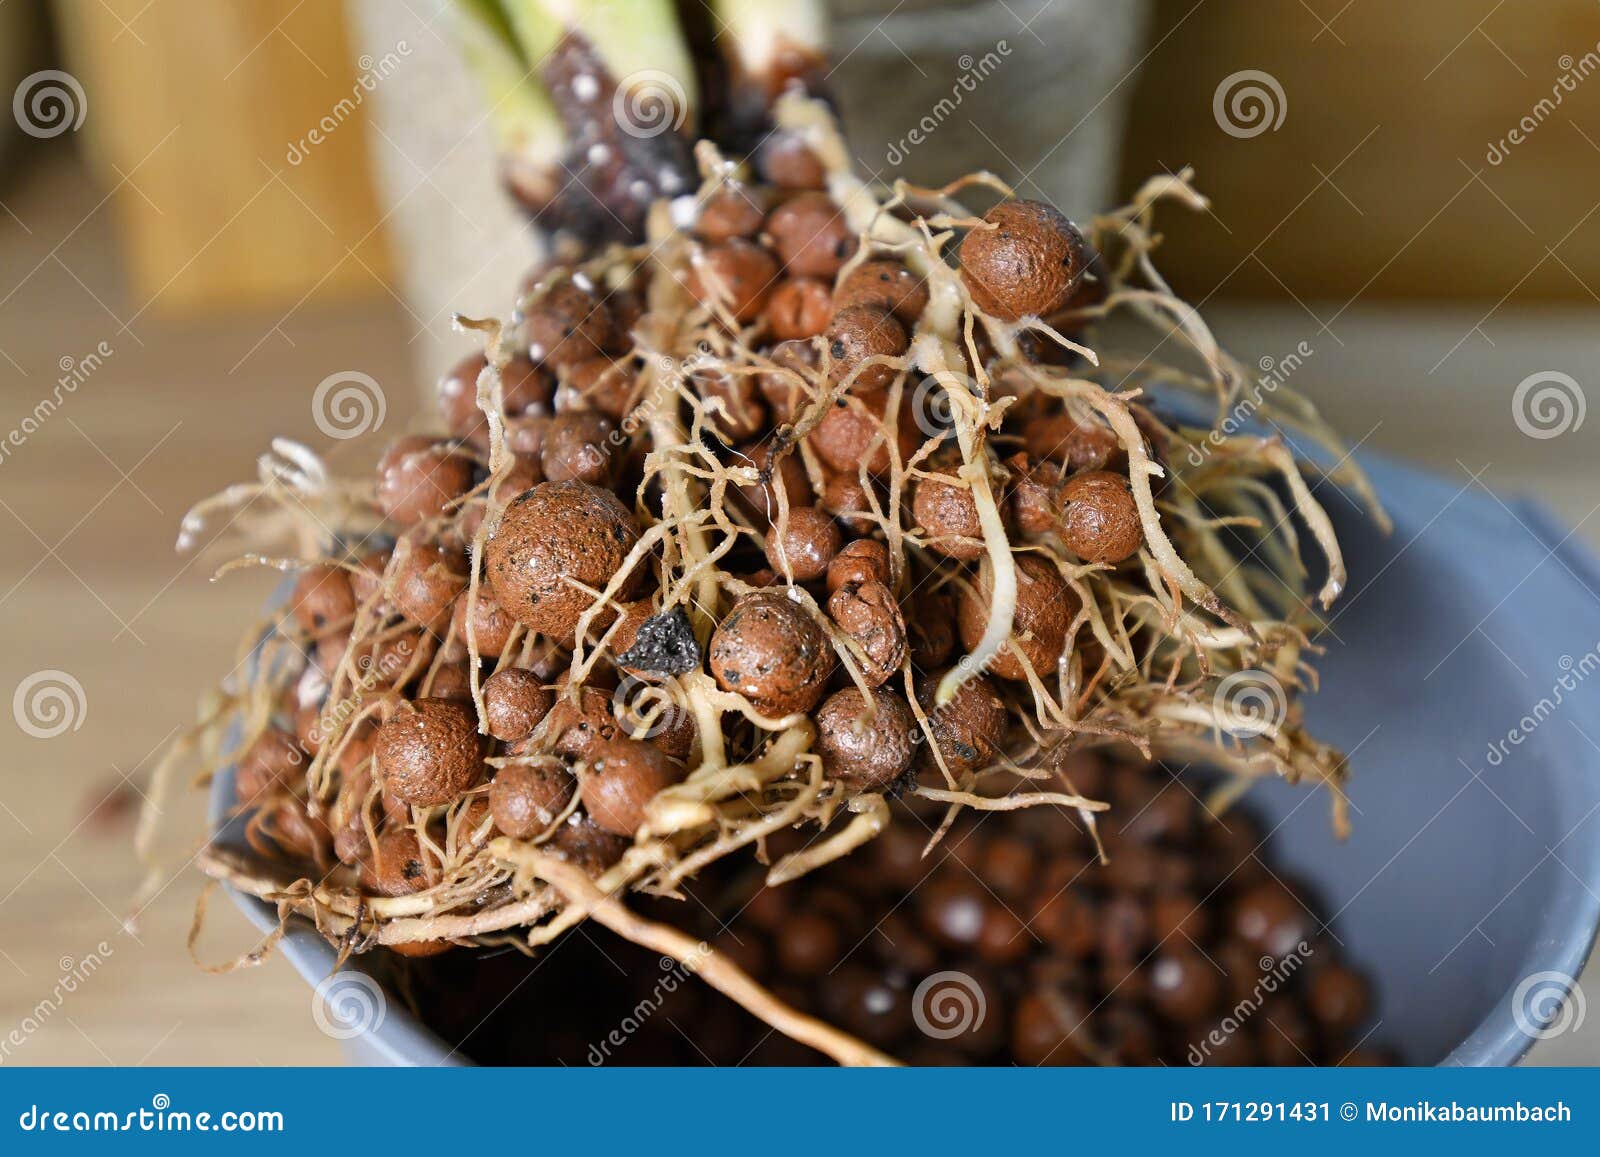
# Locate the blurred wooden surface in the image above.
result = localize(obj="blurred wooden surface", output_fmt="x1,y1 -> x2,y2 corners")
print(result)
1122,0 -> 1600,302
53,0 -> 392,313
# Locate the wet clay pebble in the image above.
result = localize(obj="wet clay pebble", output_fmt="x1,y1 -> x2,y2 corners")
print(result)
376,436 -> 475,527
813,686 -> 917,791
914,669 -> 1007,775
389,540 -> 467,630
1005,453 -> 1063,535
907,591 -> 957,668
481,667 -> 554,742
809,387 -> 920,476
489,760 -> 576,838
438,353 -> 552,447
1023,412 -> 1124,473
540,410 -> 615,486
485,480 -> 641,645
690,238 -> 780,322
833,259 -> 929,329
1012,991 -> 1090,1066
695,183 -> 767,241
826,580 -> 907,686
765,277 -> 834,340
758,131 -> 827,190
555,357 -> 634,420
545,815 -> 630,875
580,737 -> 685,836
537,684 -> 622,762
958,199 -> 1086,321
375,698 -> 486,807
826,538 -> 890,594
1058,470 -> 1142,565
708,592 -> 833,716
234,727 -> 307,801
765,192 -> 856,279
424,661 -> 475,702
819,471 -> 877,533
291,564 -> 356,636
823,304 -> 907,391
775,911 -> 842,977
764,505 -> 841,582
360,827 -> 430,897
911,469 -> 985,561
523,281 -> 617,368
956,553 -> 1078,682
613,603 -> 701,678
1307,963 -> 1370,1033
916,875 -> 990,949
450,588 -> 517,658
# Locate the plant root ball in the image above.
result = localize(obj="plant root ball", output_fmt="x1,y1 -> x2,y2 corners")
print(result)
915,669 -> 1008,775
690,238 -> 780,322
766,192 -> 857,279
291,564 -> 355,636
390,540 -> 467,631
234,727 -> 307,802
826,580 -> 907,686
485,480 -> 641,645
489,760 -> 575,838
911,470 -> 985,561
524,281 -> 617,368
708,592 -> 834,716
959,199 -> 1086,321
764,506 -> 842,582
834,259 -> 930,329
376,436 -> 475,527
481,667 -> 554,741
825,304 -> 907,391
375,698 -> 486,807
580,737 -> 685,836
1057,470 -> 1143,565
957,553 -> 1078,682
814,686 -> 917,791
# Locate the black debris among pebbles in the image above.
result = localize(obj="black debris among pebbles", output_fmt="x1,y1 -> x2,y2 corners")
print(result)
616,606 -> 701,676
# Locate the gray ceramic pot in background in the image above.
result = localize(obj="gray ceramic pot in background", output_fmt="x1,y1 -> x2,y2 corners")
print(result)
211,450 -> 1600,1066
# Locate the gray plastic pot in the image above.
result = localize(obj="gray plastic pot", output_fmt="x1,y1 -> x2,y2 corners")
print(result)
209,451 -> 1600,1066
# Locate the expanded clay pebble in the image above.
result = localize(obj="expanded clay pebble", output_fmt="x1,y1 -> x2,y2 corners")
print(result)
291,564 -> 355,636
524,280 -> 617,368
826,538 -> 890,594
580,737 -> 685,836
390,540 -> 467,630
912,466 -> 985,561
438,353 -> 551,448
709,591 -> 834,716
485,480 -> 641,645
764,505 -> 842,582
823,304 -> 907,391
375,698 -> 485,807
958,199 -> 1087,321
690,238 -> 780,322
813,686 -> 916,791
695,183 -> 767,241
234,727 -> 306,801
450,587 -> 517,658
957,553 -> 1078,682
1057,470 -> 1142,565
376,436 -> 475,527
481,668 -> 553,742
914,670 -> 1007,775
826,581 -> 906,687
766,192 -> 856,279
833,259 -> 929,328
489,760 -> 575,839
